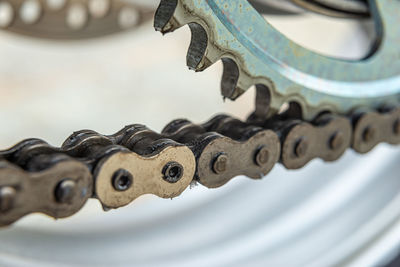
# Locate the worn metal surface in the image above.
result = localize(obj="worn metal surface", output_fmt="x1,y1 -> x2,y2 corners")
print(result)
0,155 -> 92,226
95,148 -> 195,208
0,145 -> 399,267
0,104 -> 399,226
273,114 -> 352,169
162,115 -> 281,188
155,0 -> 400,120
352,108 -> 400,153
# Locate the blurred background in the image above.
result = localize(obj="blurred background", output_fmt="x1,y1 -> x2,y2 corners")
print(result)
0,0 -> 399,266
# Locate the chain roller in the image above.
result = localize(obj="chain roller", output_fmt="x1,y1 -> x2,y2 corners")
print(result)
0,106 -> 399,226
0,140 -> 92,226
265,114 -> 352,169
352,107 -> 400,154
162,115 -> 281,188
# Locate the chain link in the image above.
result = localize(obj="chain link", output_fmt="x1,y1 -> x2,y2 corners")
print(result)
0,106 -> 399,226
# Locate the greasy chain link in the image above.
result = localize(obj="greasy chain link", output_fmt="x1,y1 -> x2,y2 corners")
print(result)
1,105 -> 399,226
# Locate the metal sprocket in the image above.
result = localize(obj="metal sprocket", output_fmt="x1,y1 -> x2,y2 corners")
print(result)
154,0 -> 400,119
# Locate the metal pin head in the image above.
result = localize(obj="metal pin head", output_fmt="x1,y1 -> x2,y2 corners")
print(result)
394,119 -> 400,135
112,169 -> 133,191
255,146 -> 269,166
0,186 -> 16,212
212,154 -> 228,174
55,179 -> 77,204
162,162 -> 183,183
329,131 -> 344,150
294,138 -> 308,158
362,126 -> 376,143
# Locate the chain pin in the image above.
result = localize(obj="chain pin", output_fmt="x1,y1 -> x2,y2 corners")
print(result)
0,186 -> 16,212
255,146 -> 269,166
362,126 -> 376,143
212,154 -> 228,174
294,138 -> 308,158
162,162 -> 183,183
329,131 -> 344,150
112,169 -> 133,191
55,179 -> 77,204
394,119 -> 400,135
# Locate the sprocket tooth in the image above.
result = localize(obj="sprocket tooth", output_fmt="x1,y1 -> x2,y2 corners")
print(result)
221,58 -> 240,99
221,58 -> 252,100
187,23 -> 223,71
154,0 -> 183,34
155,0 -> 400,119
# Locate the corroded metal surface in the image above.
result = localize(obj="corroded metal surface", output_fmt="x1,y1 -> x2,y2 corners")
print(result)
154,0 -> 400,120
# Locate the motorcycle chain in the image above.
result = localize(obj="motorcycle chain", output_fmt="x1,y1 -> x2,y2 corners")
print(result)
0,106 -> 399,226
